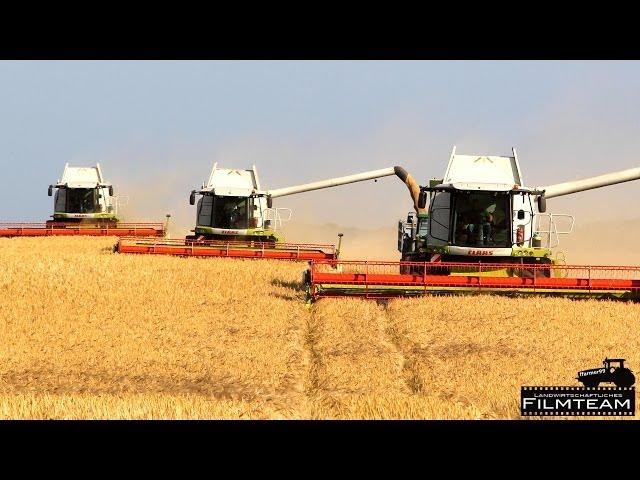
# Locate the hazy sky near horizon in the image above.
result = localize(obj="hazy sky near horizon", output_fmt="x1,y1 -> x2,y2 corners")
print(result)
2,60 -> 640,229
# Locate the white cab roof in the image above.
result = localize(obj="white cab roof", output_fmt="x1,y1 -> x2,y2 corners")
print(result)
203,163 -> 262,197
58,163 -> 110,188
442,147 -> 523,190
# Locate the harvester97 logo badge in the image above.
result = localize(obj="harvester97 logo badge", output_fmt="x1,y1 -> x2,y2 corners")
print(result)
521,358 -> 636,416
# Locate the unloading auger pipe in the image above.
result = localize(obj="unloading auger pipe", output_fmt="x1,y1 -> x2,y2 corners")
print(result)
266,165 -> 425,213
393,166 -> 425,214
537,166 -> 640,199
267,167 -> 397,198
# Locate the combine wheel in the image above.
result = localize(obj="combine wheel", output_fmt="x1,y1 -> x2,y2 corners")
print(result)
511,267 -> 533,278
536,258 -> 553,278
537,265 -> 552,278
511,260 -> 552,279
422,265 -> 450,276
399,255 -> 417,275
407,264 -> 424,276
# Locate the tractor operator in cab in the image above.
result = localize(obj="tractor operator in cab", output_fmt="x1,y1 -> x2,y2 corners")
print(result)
484,201 -> 506,226
484,200 -> 508,245
455,196 -> 478,245
228,203 -> 247,229
458,196 -> 507,246
460,197 -> 488,246
66,189 -> 97,214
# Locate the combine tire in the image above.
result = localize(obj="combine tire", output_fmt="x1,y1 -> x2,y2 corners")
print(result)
425,265 -> 450,276
512,263 -> 552,279
537,266 -> 552,278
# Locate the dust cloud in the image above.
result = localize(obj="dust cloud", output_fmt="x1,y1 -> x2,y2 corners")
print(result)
94,145 -> 212,239
560,218 -> 640,266
280,217 -> 640,265
111,172 -> 195,239
279,221 -> 401,260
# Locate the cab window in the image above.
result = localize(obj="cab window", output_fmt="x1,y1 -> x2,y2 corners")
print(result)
65,188 -> 98,214
212,196 -> 253,229
452,192 -> 510,247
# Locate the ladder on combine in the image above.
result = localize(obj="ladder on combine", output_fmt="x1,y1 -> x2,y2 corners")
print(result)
305,260 -> 640,300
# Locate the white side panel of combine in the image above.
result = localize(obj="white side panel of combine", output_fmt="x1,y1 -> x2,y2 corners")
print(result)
255,196 -> 267,229
444,154 -> 522,187
511,194 -> 534,246
98,186 -> 110,213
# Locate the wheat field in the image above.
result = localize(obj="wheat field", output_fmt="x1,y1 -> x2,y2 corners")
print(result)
0,237 -> 638,419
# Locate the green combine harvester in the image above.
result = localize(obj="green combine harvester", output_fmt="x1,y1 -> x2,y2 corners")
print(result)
306,146 -> 640,300
0,163 -> 166,238
116,162 -> 416,260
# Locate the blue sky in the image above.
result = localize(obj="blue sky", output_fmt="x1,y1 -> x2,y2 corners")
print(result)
2,61 -> 640,229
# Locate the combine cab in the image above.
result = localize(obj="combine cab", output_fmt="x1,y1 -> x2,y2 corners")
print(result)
0,163 -> 166,238
577,358 -> 636,388
396,147 -> 575,269
186,164 -> 289,243
305,146 -> 640,300
115,163 -> 414,261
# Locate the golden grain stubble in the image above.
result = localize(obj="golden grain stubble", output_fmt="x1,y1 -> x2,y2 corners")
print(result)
0,393 -> 282,420
0,237 -> 309,419
0,236 -> 638,419
386,296 -> 640,419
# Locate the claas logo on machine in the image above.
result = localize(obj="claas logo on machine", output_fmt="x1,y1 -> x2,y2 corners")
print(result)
467,250 -> 494,256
